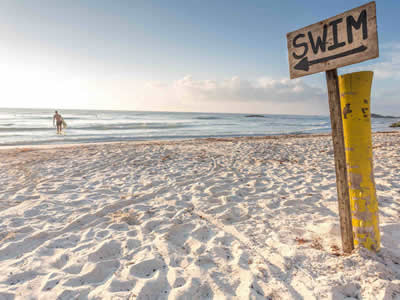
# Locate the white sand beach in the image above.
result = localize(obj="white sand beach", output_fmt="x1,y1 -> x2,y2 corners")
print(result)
0,133 -> 399,299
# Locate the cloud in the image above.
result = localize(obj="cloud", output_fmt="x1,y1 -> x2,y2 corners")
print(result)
157,43 -> 400,113
171,75 -> 325,103
139,75 -> 329,114
351,42 -> 400,79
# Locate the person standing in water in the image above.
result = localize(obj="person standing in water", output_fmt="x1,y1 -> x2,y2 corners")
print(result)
53,110 -> 64,134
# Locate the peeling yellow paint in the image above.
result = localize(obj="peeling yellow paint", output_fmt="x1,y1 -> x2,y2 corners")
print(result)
339,71 -> 380,251
349,172 -> 363,190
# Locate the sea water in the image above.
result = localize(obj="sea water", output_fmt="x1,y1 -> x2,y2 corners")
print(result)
0,108 -> 397,146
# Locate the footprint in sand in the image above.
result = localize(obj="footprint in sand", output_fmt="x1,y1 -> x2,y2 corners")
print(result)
175,278 -> 213,299
5,270 -> 39,286
108,278 -> 136,292
56,288 -> 90,300
213,233 -> 235,247
60,184 -> 79,191
127,229 -> 138,237
219,206 -> 249,225
330,283 -> 361,299
63,264 -> 83,274
136,276 -> 170,299
282,199 -> 299,207
126,239 -> 141,250
88,240 -> 122,262
95,230 -> 110,239
51,253 -> 69,269
23,207 -> 43,218
172,277 -> 186,288
108,223 -> 129,231
47,234 -> 81,249
164,223 -> 195,248
63,260 -> 120,287
142,220 -> 164,234
192,226 -> 214,242
194,255 -> 217,269
41,277 -> 61,291
129,258 -> 166,278
8,217 -> 25,227
210,246 -> 233,261
0,231 -> 49,260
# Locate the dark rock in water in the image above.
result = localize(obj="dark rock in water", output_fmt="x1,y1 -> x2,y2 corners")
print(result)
390,121 -> 400,128
371,113 -> 397,118
245,114 -> 264,118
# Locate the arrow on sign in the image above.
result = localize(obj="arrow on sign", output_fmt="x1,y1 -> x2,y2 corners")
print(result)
294,45 -> 368,71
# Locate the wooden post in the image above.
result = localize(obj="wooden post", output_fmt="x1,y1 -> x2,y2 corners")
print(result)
326,69 -> 354,254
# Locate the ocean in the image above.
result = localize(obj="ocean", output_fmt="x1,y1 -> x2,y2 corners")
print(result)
0,108 -> 397,146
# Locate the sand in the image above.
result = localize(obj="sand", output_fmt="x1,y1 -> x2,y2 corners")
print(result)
0,133 -> 399,299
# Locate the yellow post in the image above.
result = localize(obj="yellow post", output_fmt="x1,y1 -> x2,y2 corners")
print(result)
338,71 -> 380,251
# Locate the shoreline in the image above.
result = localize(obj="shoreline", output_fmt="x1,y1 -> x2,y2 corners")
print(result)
0,130 -> 399,151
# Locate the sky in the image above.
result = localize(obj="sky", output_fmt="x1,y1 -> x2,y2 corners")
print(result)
0,0 -> 399,115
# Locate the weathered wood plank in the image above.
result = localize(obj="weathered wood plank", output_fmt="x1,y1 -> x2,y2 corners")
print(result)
326,69 -> 354,254
287,2 -> 378,79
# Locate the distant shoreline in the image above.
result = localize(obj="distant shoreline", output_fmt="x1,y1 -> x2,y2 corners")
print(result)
371,113 -> 399,119
1,130 -> 398,150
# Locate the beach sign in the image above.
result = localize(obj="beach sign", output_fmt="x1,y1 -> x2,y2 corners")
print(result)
287,1 -> 378,79
286,2 -> 379,254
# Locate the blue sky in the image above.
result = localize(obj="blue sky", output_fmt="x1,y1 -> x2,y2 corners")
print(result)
0,0 -> 399,115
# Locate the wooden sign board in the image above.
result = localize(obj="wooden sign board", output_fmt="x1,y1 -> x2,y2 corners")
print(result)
287,1 -> 378,79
